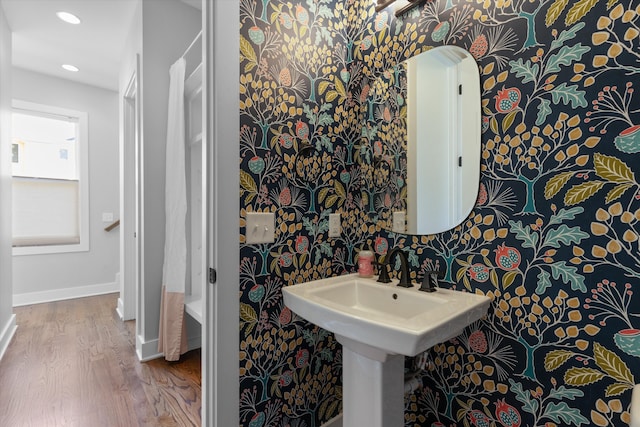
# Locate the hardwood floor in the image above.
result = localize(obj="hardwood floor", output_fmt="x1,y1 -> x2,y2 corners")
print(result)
0,294 -> 201,426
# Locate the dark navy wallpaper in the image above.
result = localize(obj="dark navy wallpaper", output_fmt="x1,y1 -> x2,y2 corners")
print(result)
239,0 -> 640,425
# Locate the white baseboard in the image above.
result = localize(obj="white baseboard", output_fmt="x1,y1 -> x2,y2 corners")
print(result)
116,297 -> 125,320
136,334 -> 163,362
322,413 -> 342,427
13,280 -> 119,307
0,314 -> 17,362
136,333 -> 201,362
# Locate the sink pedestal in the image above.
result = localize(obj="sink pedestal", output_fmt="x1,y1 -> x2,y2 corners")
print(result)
337,335 -> 405,427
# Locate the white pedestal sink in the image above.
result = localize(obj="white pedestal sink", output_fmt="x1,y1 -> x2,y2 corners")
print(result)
282,274 -> 491,427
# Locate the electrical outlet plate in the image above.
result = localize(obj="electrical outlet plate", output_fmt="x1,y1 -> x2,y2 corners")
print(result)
329,213 -> 341,238
246,212 -> 275,244
392,211 -> 406,233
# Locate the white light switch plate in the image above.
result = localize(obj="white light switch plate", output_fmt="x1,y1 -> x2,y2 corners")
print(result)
246,212 -> 275,244
102,212 -> 114,222
329,213 -> 341,238
392,211 -> 405,233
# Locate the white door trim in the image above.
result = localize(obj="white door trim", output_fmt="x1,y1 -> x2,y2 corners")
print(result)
119,63 -> 140,322
202,1 -> 239,426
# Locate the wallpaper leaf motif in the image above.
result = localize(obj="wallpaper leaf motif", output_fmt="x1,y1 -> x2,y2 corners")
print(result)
548,206 -> 584,226
509,220 -> 539,248
545,171 -> 574,199
542,401 -> 590,425
536,269 -> 553,294
606,382 -> 634,397
502,110 -> 518,132
566,0 -> 600,25
547,44 -> 590,74
565,181 -> 606,205
563,153 -> 638,206
550,22 -> 585,51
536,98 -> 553,125
548,385 -> 586,401
565,367 -> 607,385
241,170 -> 259,204
510,379 -> 539,414
546,0 -> 570,26
549,261 -> 586,292
605,183 -> 633,203
240,35 -> 258,72
550,82 -> 588,108
240,302 -> 258,334
544,224 -> 589,248
593,342 -> 633,384
545,349 -> 575,370
593,153 -> 634,183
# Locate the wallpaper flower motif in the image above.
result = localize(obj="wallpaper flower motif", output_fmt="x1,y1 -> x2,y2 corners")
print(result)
239,0 -> 640,426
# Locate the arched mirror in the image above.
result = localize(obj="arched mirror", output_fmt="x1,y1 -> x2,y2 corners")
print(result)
360,45 -> 481,235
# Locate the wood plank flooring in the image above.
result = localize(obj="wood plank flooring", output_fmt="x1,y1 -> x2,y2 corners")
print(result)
0,293 -> 201,427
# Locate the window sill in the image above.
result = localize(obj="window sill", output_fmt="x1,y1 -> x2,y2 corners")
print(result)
13,240 -> 89,256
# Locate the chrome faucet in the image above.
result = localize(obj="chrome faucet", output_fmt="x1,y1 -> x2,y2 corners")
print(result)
377,247 -> 412,288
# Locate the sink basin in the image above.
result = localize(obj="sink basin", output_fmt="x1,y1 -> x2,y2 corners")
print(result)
282,273 -> 491,357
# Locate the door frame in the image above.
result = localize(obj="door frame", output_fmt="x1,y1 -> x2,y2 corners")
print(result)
118,59 -> 141,322
202,0 -> 239,425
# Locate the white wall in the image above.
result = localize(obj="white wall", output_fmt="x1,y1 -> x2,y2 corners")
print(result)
0,3 -> 16,360
11,68 -> 120,304
409,54 -> 453,234
119,0 -> 201,359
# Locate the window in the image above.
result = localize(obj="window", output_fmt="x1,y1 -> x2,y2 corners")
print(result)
11,100 -> 89,255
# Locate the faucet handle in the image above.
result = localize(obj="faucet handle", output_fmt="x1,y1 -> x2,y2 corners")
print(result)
374,257 -> 391,283
419,270 -> 444,292
396,277 -> 413,288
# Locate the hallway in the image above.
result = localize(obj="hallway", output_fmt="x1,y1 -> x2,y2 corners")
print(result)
0,294 -> 201,426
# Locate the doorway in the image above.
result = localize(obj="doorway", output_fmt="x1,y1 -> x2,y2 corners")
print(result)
118,63 -> 140,322
184,57 -> 204,323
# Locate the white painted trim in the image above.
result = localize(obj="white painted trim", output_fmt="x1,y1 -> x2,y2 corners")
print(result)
203,0 -> 240,426
116,297 -> 125,320
115,270 -> 124,320
0,314 -> 16,362
120,67 -> 140,323
135,333 -> 201,362
322,414 -> 343,427
13,280 -> 118,307
136,334 -> 162,362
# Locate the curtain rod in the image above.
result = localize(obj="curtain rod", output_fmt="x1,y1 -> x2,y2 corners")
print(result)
181,30 -> 203,60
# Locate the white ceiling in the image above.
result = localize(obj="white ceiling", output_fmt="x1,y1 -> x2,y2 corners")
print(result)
1,0 -> 201,92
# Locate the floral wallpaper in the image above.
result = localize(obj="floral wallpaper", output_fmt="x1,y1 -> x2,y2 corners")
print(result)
239,0 -> 640,426
360,62 -> 409,232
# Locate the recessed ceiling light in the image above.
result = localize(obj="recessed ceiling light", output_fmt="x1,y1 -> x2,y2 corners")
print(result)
62,64 -> 79,72
56,11 -> 81,25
